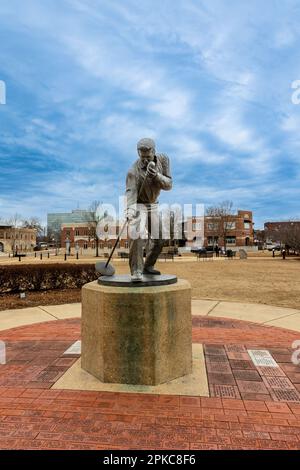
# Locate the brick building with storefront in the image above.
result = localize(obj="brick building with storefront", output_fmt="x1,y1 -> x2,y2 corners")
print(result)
60,210 -> 254,254
61,222 -> 128,254
185,210 -> 254,249
264,221 -> 300,239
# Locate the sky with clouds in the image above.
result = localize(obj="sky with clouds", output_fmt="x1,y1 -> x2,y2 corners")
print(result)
1,0 -> 300,228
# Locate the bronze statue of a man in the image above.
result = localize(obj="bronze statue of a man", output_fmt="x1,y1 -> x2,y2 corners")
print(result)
125,138 -> 172,282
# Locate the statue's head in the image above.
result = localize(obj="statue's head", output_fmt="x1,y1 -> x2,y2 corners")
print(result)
137,138 -> 155,165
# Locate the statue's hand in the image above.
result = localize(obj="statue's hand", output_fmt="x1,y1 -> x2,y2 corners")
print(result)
147,162 -> 158,178
126,207 -> 137,222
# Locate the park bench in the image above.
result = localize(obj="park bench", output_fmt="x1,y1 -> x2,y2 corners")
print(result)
197,252 -> 213,261
158,253 -> 174,262
118,252 -> 129,260
225,250 -> 236,259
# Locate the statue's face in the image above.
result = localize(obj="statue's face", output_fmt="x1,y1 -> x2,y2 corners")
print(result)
138,147 -> 155,166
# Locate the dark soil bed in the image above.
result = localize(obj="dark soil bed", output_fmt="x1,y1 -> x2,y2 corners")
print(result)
0,288 -> 81,311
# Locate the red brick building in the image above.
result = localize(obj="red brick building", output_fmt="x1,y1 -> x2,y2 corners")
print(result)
186,210 -> 254,249
265,221 -> 300,238
61,223 -> 128,253
60,210 -> 254,253
264,221 -> 300,247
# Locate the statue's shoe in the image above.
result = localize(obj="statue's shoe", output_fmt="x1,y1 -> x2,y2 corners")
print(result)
143,266 -> 161,276
131,271 -> 143,282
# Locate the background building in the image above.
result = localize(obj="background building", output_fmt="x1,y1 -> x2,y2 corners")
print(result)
61,222 -> 128,254
60,210 -> 254,254
264,221 -> 300,251
0,225 -> 37,253
47,209 -> 92,238
185,210 -> 254,249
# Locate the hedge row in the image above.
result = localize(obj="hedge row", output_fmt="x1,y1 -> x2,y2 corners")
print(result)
0,264 -> 98,294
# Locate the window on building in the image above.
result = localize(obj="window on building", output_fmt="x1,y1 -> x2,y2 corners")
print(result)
66,230 -> 71,237
244,222 -> 251,229
207,223 -> 218,231
192,222 -> 201,231
125,241 -> 129,249
75,229 -> 80,236
225,236 -> 236,245
207,236 -> 219,246
224,221 -> 236,230
84,242 -> 88,249
100,243 -> 104,249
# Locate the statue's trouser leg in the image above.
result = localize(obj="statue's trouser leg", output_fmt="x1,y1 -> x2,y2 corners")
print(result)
144,209 -> 164,269
129,237 -> 145,275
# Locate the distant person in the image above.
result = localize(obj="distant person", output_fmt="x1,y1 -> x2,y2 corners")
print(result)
282,249 -> 286,260
272,248 -> 275,258
215,245 -> 220,258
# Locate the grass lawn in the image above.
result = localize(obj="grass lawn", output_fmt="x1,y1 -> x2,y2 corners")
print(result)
0,255 -> 299,311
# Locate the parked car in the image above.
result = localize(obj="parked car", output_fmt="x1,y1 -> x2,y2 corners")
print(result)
191,247 -> 207,254
266,243 -> 281,251
34,243 -> 48,251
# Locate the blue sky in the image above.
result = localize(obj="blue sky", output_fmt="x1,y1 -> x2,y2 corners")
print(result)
1,0 -> 300,228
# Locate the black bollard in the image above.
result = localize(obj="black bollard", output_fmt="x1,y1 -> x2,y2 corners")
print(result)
48,252 -> 50,259
64,254 -> 67,261
19,255 -> 21,262
76,252 -> 79,260
35,252 -> 36,258
40,253 -> 42,260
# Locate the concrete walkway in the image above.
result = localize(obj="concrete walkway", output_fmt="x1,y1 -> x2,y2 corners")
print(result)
1,299 -> 300,333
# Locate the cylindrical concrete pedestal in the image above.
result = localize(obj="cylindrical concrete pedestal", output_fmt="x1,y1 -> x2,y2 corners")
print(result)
81,279 -> 192,385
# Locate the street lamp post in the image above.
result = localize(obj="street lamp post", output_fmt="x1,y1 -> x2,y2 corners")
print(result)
65,238 -> 70,257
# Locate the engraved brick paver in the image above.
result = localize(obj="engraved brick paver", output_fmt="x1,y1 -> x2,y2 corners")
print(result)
233,370 -> 261,381
230,360 -> 256,370
236,380 -> 269,395
262,376 -> 295,391
0,316 -> 299,449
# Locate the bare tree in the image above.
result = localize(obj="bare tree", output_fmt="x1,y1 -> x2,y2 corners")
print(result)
277,222 -> 300,253
265,221 -> 300,254
254,229 -> 266,248
6,213 -> 22,255
84,201 -> 108,257
205,201 -> 235,251
46,217 -> 62,248
22,217 -> 44,237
